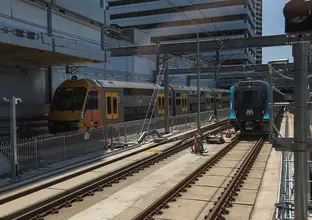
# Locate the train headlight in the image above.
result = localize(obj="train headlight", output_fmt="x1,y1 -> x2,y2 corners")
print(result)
79,110 -> 85,120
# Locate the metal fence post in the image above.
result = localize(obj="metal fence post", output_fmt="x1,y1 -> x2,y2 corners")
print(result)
104,125 -> 108,150
124,123 -> 127,143
62,134 -> 66,160
85,138 -> 88,154
110,125 -> 114,150
10,96 -> 18,181
34,137 -> 38,169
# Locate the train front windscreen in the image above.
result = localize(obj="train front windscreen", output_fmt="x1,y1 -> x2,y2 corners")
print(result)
233,83 -> 267,121
50,87 -> 87,112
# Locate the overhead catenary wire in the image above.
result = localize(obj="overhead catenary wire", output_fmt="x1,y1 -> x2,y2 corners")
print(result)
163,0 -> 264,81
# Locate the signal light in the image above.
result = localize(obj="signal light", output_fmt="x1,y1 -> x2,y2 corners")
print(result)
261,110 -> 265,115
235,110 -> 238,114
284,0 -> 312,34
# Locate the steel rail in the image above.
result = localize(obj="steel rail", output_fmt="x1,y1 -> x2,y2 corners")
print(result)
205,136 -> 265,219
0,119 -> 229,205
3,122 -> 231,220
132,135 -> 241,220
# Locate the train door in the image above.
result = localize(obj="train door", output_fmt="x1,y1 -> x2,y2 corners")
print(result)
158,92 -> 165,115
106,92 -> 119,120
181,93 -> 187,113
83,88 -> 103,128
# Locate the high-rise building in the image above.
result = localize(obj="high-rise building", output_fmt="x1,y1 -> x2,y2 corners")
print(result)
107,0 -> 261,65
255,0 -> 263,64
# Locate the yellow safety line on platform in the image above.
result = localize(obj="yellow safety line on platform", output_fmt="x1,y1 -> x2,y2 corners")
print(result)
145,149 -> 163,153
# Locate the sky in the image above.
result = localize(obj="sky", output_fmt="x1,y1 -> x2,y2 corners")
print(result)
262,0 -> 293,63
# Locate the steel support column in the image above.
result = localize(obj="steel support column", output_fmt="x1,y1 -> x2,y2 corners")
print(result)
214,50 -> 220,117
164,54 -> 170,134
269,69 -> 274,143
10,97 -> 17,181
46,1 -> 53,104
46,67 -> 53,104
100,0 -> 105,51
293,42 -> 309,220
154,54 -> 160,84
196,33 -> 201,133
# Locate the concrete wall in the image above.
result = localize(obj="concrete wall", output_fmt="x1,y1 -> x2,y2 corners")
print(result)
0,61 -> 46,105
0,0 -> 156,117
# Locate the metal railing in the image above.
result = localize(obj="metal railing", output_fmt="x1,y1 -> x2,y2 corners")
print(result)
0,109 -> 229,181
276,108 -> 312,220
276,111 -> 294,220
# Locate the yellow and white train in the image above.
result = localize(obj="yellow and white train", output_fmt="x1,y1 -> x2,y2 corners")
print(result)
48,79 -> 230,133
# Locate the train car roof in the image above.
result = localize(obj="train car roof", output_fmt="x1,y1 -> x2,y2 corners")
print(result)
218,89 -> 230,93
92,79 -> 162,90
68,79 -> 230,93
170,85 -> 194,92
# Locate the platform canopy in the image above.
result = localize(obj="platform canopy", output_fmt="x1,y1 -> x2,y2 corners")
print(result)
0,28 -> 105,66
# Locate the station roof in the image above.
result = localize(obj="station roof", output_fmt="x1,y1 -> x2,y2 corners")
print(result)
0,28 -> 105,66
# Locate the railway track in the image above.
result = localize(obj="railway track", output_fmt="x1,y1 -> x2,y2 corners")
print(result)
0,120 -> 231,220
132,135 -> 266,220
0,116 -> 48,142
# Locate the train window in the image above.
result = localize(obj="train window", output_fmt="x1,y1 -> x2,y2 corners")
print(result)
207,97 -> 211,108
162,97 -> 165,109
51,87 -> 86,111
124,88 -> 131,95
158,97 -> 162,114
132,88 -> 153,96
86,91 -> 98,110
113,97 -> 118,114
182,97 -> 187,112
158,92 -> 165,114
107,96 -> 112,116
176,98 -> 181,105
242,91 -> 257,103
158,97 -> 161,108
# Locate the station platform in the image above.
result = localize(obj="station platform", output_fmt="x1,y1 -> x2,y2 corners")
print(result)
0,126 -> 189,191
0,120 -> 218,206
250,114 -> 292,220
0,115 -> 291,220
39,117 -> 288,220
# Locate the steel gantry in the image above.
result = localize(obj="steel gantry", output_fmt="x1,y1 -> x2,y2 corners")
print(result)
107,33 -> 312,135
167,62 -> 312,74
108,34 -> 312,57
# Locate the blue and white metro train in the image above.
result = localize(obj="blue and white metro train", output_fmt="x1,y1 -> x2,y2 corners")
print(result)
229,80 -> 285,132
